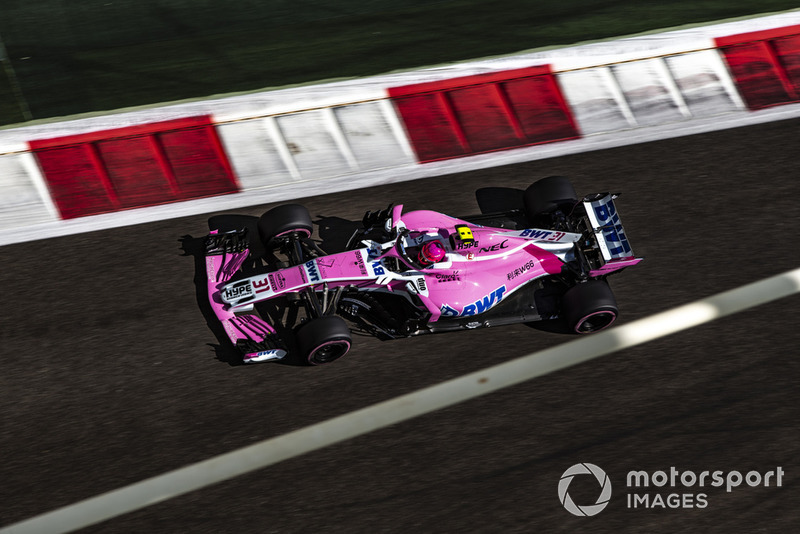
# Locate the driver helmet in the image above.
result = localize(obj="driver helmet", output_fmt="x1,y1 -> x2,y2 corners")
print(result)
418,240 -> 446,265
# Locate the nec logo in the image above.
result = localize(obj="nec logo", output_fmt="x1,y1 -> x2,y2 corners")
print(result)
593,200 -> 631,256
479,240 -> 509,253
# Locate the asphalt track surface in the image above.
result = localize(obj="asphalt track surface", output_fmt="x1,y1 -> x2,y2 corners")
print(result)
2,118 -> 799,533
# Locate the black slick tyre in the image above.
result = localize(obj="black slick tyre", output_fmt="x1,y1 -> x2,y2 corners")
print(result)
258,204 -> 313,248
562,280 -> 618,334
524,176 -> 578,222
296,316 -> 352,365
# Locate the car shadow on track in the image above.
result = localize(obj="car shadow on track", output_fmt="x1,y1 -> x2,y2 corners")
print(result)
525,318 -> 571,335
180,233 -> 246,366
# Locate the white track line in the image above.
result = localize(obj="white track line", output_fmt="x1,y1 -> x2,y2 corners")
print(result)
3,266 -> 798,534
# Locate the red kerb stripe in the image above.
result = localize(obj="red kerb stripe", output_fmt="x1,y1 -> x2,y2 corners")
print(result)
29,115 -> 239,219
388,65 -> 579,162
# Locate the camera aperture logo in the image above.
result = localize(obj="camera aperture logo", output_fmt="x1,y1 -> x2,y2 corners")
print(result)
558,463 -> 785,515
558,463 -> 612,516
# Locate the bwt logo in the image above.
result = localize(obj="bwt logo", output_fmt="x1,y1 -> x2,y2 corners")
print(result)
305,260 -> 320,282
558,463 -> 612,516
461,285 -> 506,316
520,229 -> 552,239
371,261 -> 386,276
593,199 -> 631,256
439,286 -> 507,317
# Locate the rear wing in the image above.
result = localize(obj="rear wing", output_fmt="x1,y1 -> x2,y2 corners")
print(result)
205,229 -> 287,363
583,193 -> 643,275
584,193 -> 635,261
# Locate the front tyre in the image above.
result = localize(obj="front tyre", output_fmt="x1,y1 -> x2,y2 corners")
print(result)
296,316 -> 352,365
562,280 -> 618,334
258,204 -> 313,248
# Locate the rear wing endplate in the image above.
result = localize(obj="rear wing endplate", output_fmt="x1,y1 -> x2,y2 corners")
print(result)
583,193 -> 635,262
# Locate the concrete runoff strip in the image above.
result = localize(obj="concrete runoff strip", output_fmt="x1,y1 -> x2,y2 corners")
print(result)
3,266 -> 799,534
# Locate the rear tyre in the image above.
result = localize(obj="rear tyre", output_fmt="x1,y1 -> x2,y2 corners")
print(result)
296,316 -> 352,365
562,280 -> 618,334
258,204 -> 313,248
524,176 -> 578,222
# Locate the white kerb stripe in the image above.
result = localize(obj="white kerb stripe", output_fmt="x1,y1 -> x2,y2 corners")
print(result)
18,151 -> 60,220
2,267 -> 799,534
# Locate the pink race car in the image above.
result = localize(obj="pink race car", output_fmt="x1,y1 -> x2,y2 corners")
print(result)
205,176 -> 641,365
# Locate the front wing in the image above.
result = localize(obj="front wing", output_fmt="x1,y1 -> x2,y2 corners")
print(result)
205,229 -> 287,363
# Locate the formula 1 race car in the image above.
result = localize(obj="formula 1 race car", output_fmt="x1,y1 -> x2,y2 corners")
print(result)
204,176 -> 641,365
